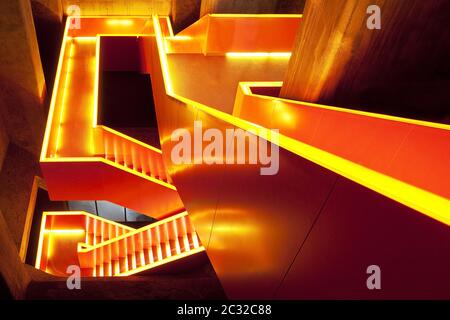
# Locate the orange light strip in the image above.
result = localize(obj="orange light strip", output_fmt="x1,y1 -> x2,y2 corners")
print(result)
106,19 -> 134,26
40,17 -> 71,160
99,125 -> 162,154
40,156 -> 176,189
78,211 -> 189,252
35,211 -> 136,271
226,52 -> 291,58
67,36 -> 97,41
93,35 -> 100,128
117,246 -> 205,276
165,16 -> 174,37
44,229 -> 85,235
54,42 -> 74,156
35,212 -> 48,269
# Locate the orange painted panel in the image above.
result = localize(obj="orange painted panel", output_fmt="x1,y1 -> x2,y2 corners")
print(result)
41,160 -> 184,218
68,17 -> 153,37
206,16 -> 300,54
165,15 -> 301,54
235,89 -> 450,199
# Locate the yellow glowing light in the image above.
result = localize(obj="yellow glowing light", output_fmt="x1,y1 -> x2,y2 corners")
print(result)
93,36 -> 100,128
225,52 -> 291,58
166,36 -> 192,41
165,16 -> 175,37
67,36 -> 97,42
43,229 -> 85,235
240,81 -> 450,131
78,211 -> 188,254
35,213 -> 48,268
40,17 -> 71,160
99,126 -> 162,154
106,19 -> 133,26
241,84 -> 251,95
55,42 -> 74,156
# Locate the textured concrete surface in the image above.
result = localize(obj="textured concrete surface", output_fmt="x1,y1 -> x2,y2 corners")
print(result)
172,0 -> 201,34
0,114 -> 8,172
61,0 -> 172,16
0,210 -> 31,299
201,0 -> 305,16
0,0 -> 46,156
0,144 -> 41,248
32,0 -> 63,21
281,0 -> 450,123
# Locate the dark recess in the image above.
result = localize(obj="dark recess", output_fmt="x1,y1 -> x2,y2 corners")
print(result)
30,1 -> 64,113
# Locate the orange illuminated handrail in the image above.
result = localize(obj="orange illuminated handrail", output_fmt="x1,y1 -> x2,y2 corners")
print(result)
35,211 -> 135,271
94,125 -> 173,185
77,211 -> 204,276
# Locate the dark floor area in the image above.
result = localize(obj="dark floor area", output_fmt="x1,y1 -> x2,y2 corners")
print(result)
26,263 -> 226,300
99,71 -> 161,148
99,71 -> 158,128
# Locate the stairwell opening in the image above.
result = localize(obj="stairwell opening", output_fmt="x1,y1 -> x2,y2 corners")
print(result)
98,36 -> 161,148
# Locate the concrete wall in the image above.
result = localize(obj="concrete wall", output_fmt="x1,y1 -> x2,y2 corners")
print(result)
281,0 -> 450,123
0,210 -> 31,299
0,113 -> 8,172
201,0 -> 305,16
61,0 -> 172,16
0,0 -> 46,156
33,0 -> 63,21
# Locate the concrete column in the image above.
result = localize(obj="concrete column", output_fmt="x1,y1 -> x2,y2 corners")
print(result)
0,210 -> 31,299
0,0 -> 46,156
0,112 -> 9,171
200,0 -> 275,16
201,0 -> 305,16
280,0 -> 450,122
32,0 -> 63,22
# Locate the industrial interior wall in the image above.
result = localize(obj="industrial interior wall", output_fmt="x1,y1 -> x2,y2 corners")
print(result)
148,33 -> 450,299
0,210 -> 30,299
61,0 -> 172,16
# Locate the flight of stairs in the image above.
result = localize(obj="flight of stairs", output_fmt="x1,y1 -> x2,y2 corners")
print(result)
77,211 -> 204,276
99,126 -> 172,185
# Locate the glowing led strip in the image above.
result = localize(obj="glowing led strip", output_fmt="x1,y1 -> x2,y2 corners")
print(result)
40,17 -> 71,160
226,52 -> 291,58
35,211 -> 136,270
54,42 -> 74,156
44,229 -> 85,235
41,156 -> 176,189
106,19 -> 134,26
117,246 -> 205,276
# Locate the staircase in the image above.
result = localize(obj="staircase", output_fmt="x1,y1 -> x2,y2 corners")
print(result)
79,211 -> 203,277
96,125 -> 172,185
42,125 -> 184,218
36,211 -> 205,277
